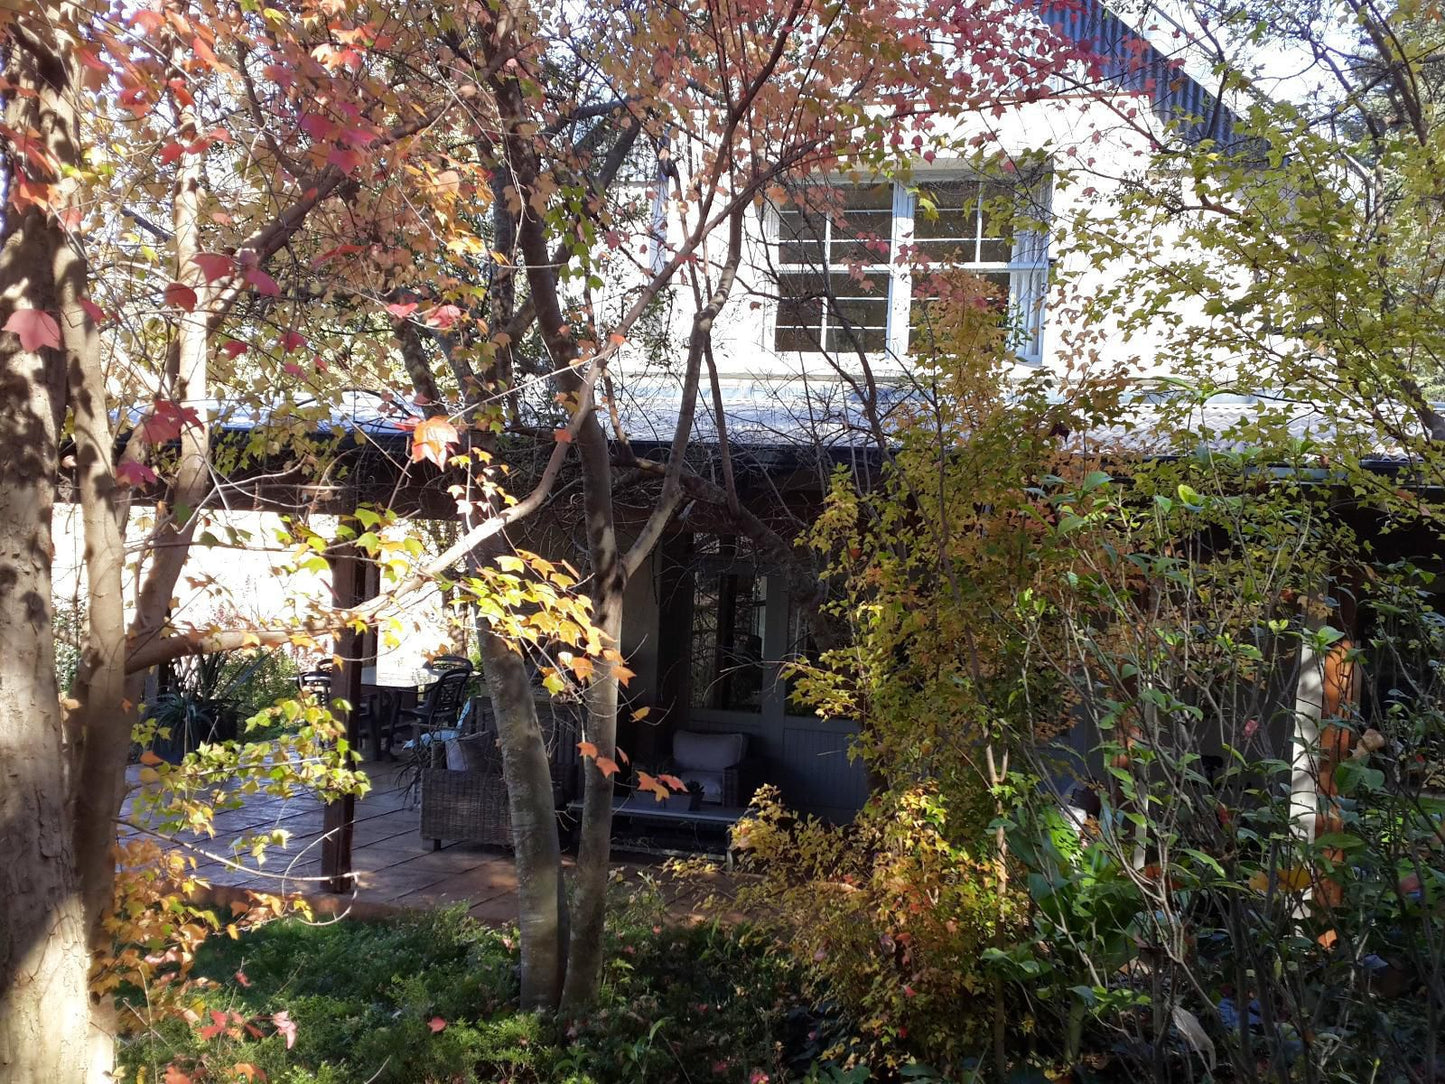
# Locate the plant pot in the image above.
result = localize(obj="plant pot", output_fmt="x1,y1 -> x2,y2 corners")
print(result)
149,698 -> 240,762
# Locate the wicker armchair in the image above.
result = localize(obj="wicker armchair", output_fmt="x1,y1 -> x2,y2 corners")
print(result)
419,694 -> 584,850
420,733 -> 511,849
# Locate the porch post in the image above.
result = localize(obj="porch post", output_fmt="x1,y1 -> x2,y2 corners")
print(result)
322,542 -> 368,893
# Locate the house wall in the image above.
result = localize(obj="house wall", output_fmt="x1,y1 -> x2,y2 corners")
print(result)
600,89 -> 1220,457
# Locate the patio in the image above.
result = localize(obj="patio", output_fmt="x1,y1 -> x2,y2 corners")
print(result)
124,761 -> 741,925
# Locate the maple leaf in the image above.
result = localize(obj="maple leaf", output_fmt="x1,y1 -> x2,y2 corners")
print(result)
245,267 -> 280,297
577,740 -> 599,758
425,303 -> 463,329
140,400 -> 203,443
409,416 -> 459,468
234,969 -> 251,987
79,298 -> 107,324
199,1009 -> 230,1040
658,773 -> 688,793
272,1010 -> 297,1049
385,302 -> 418,320
4,309 -> 61,352
221,340 -> 249,358
428,1016 -> 447,1033
299,113 -> 335,141
595,756 -> 620,779
327,146 -> 364,172
164,282 -> 198,311
280,330 -> 307,353
191,252 -> 234,283
162,1065 -> 192,1084
636,771 -> 670,801
117,461 -> 159,488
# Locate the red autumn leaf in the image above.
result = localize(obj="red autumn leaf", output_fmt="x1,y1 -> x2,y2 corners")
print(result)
272,1009 -> 297,1049
4,309 -> 62,352
283,361 -> 306,378
658,773 -> 688,793
577,740 -> 599,759
131,9 -> 165,34
199,1009 -> 229,1040
595,756 -> 620,779
159,141 -> 185,164
385,302 -> 418,320
615,746 -> 631,765
424,303 -> 462,329
164,282 -> 198,311
326,146 -> 364,172
221,340 -> 248,358
245,267 -> 280,297
429,1016 -> 447,1033
234,969 -> 251,987
554,428 -> 572,443
280,330 -> 307,353
140,400 -> 203,443
116,461 -> 159,488
191,252 -> 234,283
299,112 -> 335,141
312,243 -> 364,267
79,298 -> 107,324
162,1065 -> 192,1084
409,416 -> 459,468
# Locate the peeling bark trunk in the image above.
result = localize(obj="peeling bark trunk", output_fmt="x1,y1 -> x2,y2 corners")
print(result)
0,12 -> 97,1080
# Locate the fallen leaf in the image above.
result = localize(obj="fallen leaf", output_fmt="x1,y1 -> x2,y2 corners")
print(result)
429,1016 -> 447,1033
272,1010 -> 297,1049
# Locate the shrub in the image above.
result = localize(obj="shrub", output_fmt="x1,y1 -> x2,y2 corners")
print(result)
730,785 -> 1021,1076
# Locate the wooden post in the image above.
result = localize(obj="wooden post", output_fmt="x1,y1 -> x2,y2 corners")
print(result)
322,543 -> 368,893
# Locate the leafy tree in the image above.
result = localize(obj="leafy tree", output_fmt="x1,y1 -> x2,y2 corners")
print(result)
0,0 -> 1101,1077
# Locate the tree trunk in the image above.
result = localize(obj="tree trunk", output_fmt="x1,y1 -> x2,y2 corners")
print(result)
0,13 -> 108,1080
474,615 -> 570,1008
560,591 -> 623,1012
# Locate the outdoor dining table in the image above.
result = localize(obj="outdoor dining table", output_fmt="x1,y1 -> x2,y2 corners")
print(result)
358,667 -> 421,760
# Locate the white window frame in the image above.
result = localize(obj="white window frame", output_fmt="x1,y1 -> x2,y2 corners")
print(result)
767,171 -> 1051,365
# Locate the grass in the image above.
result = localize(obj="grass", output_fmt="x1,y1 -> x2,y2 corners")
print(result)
115,888 -> 814,1084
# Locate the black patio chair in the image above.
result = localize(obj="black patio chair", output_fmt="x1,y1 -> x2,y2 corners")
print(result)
298,660 -> 333,698
395,664 -> 473,748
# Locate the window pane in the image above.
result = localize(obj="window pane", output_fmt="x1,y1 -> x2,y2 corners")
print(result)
778,208 -> 825,264
914,180 -> 979,242
690,570 -> 766,712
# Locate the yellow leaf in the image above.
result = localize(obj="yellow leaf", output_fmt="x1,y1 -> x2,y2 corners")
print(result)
630,707 -> 650,722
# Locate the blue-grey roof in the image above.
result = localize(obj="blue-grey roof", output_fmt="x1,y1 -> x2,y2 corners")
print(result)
1037,0 -> 1240,145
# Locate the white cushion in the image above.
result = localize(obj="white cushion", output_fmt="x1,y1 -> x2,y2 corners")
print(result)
672,730 -> 746,772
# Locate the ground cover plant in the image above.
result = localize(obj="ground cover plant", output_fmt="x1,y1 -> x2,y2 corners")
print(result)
114,892 -> 809,1084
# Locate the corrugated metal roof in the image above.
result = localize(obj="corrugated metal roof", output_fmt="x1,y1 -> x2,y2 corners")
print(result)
1037,0 -> 1240,144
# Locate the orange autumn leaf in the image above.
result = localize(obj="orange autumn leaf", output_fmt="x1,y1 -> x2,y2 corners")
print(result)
595,756 -> 620,778
577,740 -> 599,758
410,416 -> 459,467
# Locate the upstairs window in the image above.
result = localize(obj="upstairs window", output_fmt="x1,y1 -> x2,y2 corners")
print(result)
769,173 -> 1050,363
